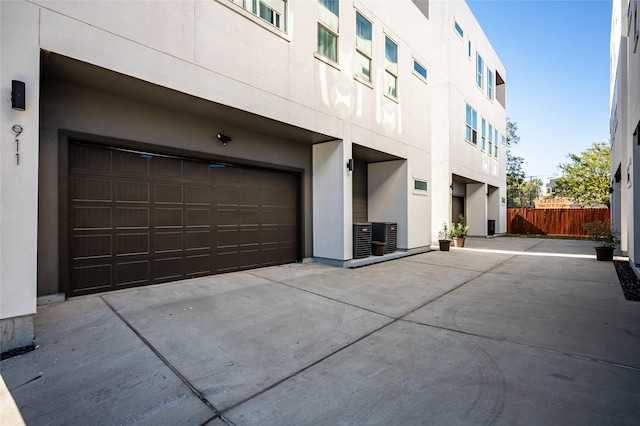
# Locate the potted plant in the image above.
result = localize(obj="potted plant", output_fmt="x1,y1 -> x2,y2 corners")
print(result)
450,214 -> 469,247
582,220 -> 620,261
438,222 -> 452,251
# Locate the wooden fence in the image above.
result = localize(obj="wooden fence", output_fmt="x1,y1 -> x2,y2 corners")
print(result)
507,208 -> 610,236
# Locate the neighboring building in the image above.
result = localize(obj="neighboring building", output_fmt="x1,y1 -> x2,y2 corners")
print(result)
0,0 -> 506,353
610,0 -> 640,261
545,178 -> 557,197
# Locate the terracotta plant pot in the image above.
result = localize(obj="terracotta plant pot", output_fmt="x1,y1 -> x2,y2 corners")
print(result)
453,237 -> 465,248
438,240 -> 451,251
594,246 -> 614,261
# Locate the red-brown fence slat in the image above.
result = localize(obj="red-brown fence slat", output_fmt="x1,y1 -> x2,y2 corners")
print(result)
506,208 -> 610,236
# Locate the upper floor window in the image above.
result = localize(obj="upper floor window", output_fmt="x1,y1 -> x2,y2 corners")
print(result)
355,12 -> 372,81
494,129 -> 499,157
487,69 -> 494,100
476,53 -> 484,89
413,59 -> 427,81
385,36 -> 398,97
481,118 -> 486,151
488,123 -> 493,153
317,0 -> 339,62
231,0 -> 286,32
467,40 -> 472,58
454,21 -> 464,38
465,104 -> 478,144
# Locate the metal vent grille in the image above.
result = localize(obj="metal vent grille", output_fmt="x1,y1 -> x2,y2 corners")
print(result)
353,223 -> 372,259
372,222 -> 397,254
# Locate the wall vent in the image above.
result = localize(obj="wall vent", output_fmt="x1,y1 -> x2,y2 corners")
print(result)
353,223 -> 372,259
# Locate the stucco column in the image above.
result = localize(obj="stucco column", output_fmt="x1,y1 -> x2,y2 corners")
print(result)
0,0 -> 41,352
466,183 -> 488,237
312,140 -> 351,262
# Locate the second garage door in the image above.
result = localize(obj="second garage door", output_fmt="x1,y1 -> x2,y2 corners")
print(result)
66,141 -> 300,296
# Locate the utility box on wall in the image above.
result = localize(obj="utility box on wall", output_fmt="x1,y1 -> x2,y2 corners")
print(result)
372,222 -> 397,254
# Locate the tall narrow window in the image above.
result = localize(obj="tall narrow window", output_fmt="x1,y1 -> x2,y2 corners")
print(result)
355,12 -> 372,81
481,118 -> 486,151
494,129 -> 499,157
466,104 -> 478,144
488,123 -> 493,154
385,36 -> 398,97
487,69 -> 494,100
476,53 -> 484,89
454,21 -> 464,38
467,40 -> 472,58
317,0 -> 339,62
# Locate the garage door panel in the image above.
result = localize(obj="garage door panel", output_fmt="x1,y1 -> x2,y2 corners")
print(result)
185,186 -> 210,205
184,161 -> 210,181
115,207 -> 149,229
73,234 -> 112,260
73,178 -> 112,202
113,150 -> 150,176
67,142 -> 299,295
156,208 -> 183,228
74,206 -> 112,230
71,144 -> 112,173
73,264 -> 112,291
186,209 -> 210,227
115,261 -> 150,286
155,184 -> 183,204
155,257 -> 183,281
186,231 -> 211,250
155,232 -> 183,253
116,233 -> 150,256
153,156 -> 183,179
116,181 -> 149,203
185,254 -> 211,275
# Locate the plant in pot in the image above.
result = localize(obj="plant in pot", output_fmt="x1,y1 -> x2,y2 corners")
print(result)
450,214 -> 469,248
438,222 -> 452,251
582,220 -> 620,261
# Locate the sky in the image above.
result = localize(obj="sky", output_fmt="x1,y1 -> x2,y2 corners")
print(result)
465,0 -> 612,184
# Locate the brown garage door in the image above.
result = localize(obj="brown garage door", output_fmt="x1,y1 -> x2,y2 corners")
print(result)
66,141 -> 300,296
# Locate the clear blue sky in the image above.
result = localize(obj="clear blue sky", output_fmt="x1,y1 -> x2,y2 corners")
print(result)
466,0 -> 612,183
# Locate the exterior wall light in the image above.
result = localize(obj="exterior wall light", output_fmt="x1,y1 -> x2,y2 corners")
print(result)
12,80 -> 25,111
216,133 -> 232,146
347,158 -> 354,171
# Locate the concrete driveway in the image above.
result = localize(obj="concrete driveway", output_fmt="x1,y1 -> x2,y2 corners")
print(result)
2,237 -> 639,425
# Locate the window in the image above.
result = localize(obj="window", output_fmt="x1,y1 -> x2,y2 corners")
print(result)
494,129 -> 499,157
465,104 -> 478,144
488,123 -> 493,154
317,0 -> 339,62
413,60 -> 427,80
454,21 -> 464,38
414,180 -> 428,191
481,118 -> 486,151
476,53 -> 484,89
467,40 -> 472,58
385,36 -> 398,97
634,0 -> 639,53
355,12 -> 372,81
487,69 -> 494,100
229,0 -> 287,31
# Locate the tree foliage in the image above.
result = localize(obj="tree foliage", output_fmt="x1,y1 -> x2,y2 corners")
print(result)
554,141 -> 611,206
506,119 -> 526,208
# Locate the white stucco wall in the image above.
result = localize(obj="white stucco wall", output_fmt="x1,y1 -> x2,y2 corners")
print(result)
0,1 -> 40,322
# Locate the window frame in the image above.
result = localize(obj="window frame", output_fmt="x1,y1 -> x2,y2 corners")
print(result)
476,53 -> 484,90
317,0 -> 340,63
413,59 -> 428,82
465,104 -> 478,145
221,0 -> 289,36
454,21 -> 464,38
487,68 -> 494,100
481,118 -> 486,151
384,36 -> 399,98
355,11 -> 373,82
488,123 -> 493,154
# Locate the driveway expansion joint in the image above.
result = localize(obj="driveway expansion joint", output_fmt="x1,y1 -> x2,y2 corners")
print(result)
99,296 -> 229,423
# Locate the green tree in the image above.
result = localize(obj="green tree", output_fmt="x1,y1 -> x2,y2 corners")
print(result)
554,141 -> 611,206
506,119 -> 526,208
